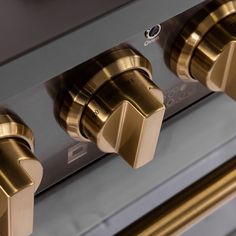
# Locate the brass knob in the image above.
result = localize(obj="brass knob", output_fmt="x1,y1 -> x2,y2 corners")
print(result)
170,0 -> 236,100
0,112 -> 43,236
59,47 -> 165,169
191,13 -> 236,99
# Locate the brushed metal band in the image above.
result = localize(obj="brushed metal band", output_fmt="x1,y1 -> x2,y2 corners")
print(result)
0,112 -> 34,151
59,46 -> 152,142
170,0 -> 236,82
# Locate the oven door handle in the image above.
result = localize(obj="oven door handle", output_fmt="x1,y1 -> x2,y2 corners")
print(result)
119,156 -> 236,236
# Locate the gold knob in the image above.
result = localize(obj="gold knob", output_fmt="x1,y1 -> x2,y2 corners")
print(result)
170,0 -> 236,100
191,13 -> 236,99
0,112 -> 43,236
59,47 -> 165,169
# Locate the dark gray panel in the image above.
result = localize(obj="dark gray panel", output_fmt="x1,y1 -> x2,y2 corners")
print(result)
0,0 -> 133,64
0,0 -> 203,101
228,229 -> 236,236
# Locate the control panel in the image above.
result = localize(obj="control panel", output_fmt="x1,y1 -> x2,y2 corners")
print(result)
1,0 -> 236,235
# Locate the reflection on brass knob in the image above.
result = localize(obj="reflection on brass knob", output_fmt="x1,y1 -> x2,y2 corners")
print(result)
170,0 -> 236,100
59,46 -> 165,168
0,113 -> 43,236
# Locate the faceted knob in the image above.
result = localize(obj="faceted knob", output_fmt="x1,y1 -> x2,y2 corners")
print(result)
170,0 -> 236,100
0,113 -> 43,236
59,46 -> 165,168
190,14 -> 236,100
81,69 -> 165,168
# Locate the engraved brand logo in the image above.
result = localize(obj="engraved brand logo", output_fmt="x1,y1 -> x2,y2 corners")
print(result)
68,142 -> 88,164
